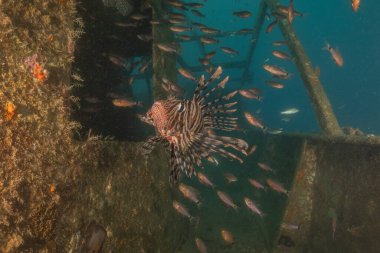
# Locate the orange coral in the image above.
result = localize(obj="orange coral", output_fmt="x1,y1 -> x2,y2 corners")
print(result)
33,63 -> 48,82
48,34 -> 54,42
50,184 -> 56,193
4,101 -> 16,121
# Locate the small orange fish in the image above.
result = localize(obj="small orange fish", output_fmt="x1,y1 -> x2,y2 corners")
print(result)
195,237 -> 208,253
257,162 -> 275,173
221,47 -> 239,55
266,178 -> 289,196
170,25 -> 192,33
244,197 -> 264,216
266,19 -> 278,33
204,51 -> 216,59
112,98 -> 142,107
239,90 -> 262,100
324,43 -> 344,67
178,68 -> 196,81
197,172 -> 215,188
178,183 -> 201,205
233,11 -> 252,18
248,178 -> 265,190
244,112 -> 265,129
224,172 -> 237,184
216,191 -> 238,210
247,145 -> 257,155
172,200 -> 194,220
351,0 -> 360,12
272,50 -> 291,61
33,63 -> 48,82
4,101 -> 16,121
265,80 -> 285,89
220,229 -> 234,244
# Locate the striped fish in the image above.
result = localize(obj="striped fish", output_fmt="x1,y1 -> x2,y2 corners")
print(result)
140,67 -> 248,184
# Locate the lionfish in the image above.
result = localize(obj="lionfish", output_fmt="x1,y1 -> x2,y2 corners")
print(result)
140,67 -> 248,184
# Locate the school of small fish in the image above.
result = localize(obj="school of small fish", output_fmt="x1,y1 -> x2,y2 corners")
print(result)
94,0 -> 362,252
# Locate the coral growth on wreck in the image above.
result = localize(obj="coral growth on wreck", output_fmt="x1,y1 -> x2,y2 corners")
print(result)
0,0 -> 95,252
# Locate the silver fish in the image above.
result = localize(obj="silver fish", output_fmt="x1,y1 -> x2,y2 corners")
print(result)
244,197 -> 264,216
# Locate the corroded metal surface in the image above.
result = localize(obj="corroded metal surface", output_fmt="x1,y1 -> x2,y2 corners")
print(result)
272,134 -> 380,253
151,0 -> 177,100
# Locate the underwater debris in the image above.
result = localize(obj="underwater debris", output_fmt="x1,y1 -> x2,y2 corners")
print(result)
83,221 -> 107,253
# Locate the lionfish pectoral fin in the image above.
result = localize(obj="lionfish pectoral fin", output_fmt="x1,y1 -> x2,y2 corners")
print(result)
169,166 -> 182,185
168,146 -> 179,185
141,136 -> 163,156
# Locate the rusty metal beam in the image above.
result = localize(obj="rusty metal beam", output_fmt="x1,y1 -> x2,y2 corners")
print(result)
265,0 -> 342,136
151,0 -> 177,100
241,0 -> 268,87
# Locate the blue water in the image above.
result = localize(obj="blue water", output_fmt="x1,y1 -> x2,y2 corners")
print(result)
131,0 -> 380,135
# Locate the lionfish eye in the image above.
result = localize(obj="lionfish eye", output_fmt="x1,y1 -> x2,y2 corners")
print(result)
177,102 -> 186,112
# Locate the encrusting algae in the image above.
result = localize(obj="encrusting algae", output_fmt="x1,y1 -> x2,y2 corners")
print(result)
0,0 -> 190,252
0,0 -> 92,252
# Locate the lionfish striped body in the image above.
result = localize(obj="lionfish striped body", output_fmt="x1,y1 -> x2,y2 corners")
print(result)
141,67 -> 248,184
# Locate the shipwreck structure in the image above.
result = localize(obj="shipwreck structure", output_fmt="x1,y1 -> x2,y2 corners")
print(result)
0,0 -> 379,252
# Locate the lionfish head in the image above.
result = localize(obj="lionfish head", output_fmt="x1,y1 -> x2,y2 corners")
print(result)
137,111 -> 154,126
139,100 -> 170,131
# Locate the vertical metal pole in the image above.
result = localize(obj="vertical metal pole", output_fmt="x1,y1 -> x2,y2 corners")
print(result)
151,0 -> 177,100
241,0 -> 268,87
265,0 -> 342,135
